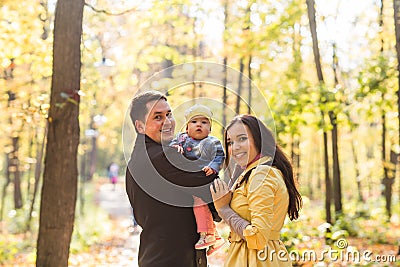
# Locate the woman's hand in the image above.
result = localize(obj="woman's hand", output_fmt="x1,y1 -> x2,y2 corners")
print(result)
210,179 -> 232,211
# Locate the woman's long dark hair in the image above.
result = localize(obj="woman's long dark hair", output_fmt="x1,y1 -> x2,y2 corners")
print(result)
224,114 -> 302,220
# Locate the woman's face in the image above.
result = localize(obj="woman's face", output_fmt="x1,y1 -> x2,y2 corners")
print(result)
226,122 -> 259,168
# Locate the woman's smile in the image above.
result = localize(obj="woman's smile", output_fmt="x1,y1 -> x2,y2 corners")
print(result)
226,122 -> 259,168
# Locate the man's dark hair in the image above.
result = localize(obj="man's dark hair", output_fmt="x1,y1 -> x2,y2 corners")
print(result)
129,91 -> 167,132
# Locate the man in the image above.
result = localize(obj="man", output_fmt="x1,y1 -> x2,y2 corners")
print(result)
125,91 -> 218,267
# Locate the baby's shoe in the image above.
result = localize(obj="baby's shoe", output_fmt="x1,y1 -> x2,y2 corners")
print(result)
195,233 -> 216,249
207,232 -> 226,256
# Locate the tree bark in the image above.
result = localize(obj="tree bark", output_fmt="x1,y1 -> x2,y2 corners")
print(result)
235,57 -> 245,114
36,0 -> 84,266
306,0 -> 332,223
26,124 -> 47,231
394,0 -> 400,221
379,0 -> 392,219
11,136 -> 23,209
306,0 -> 324,82
0,154 -> 11,221
27,128 -> 35,199
222,57 -> 228,136
329,111 -> 342,213
221,0 -> 229,136
350,139 -> 363,202
247,55 -> 252,114
323,131 -> 332,224
330,43 -> 342,214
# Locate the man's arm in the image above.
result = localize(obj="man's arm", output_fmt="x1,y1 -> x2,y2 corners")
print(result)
150,145 -> 217,202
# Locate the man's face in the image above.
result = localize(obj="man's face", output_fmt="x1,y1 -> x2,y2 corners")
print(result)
135,99 -> 176,144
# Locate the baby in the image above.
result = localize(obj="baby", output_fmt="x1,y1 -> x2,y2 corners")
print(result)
170,104 -> 225,255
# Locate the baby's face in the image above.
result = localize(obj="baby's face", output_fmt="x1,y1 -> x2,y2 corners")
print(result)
186,116 -> 211,140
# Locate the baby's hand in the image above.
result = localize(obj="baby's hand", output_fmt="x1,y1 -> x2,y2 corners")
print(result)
171,144 -> 184,154
202,166 -> 215,176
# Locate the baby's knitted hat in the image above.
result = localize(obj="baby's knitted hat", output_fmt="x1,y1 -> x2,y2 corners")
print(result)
184,104 -> 213,123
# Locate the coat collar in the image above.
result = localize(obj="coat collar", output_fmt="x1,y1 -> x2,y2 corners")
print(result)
242,155 -> 273,173
229,156 -> 273,191
135,134 -> 160,146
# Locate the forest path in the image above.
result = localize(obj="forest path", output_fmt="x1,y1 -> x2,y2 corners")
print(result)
68,179 -> 141,266
90,177 -> 226,267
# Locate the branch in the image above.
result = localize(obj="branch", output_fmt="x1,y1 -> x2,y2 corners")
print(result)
84,2 -> 138,16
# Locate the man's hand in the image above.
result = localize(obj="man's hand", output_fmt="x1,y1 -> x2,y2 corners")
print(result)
202,166 -> 215,176
210,179 -> 232,211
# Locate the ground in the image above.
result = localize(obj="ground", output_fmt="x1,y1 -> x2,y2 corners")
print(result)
3,178 -> 399,266
77,179 -> 400,266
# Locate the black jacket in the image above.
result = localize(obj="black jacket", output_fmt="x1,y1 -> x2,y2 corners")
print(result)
126,134 -> 218,267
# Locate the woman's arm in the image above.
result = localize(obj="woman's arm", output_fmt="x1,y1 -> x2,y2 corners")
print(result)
211,169 -> 280,249
210,179 -> 250,239
218,205 -> 250,239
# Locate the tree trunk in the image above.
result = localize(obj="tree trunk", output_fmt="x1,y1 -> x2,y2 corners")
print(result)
247,55 -> 252,114
291,133 -> 300,180
78,143 -> 88,216
329,112 -> 342,214
306,0 -> 324,83
88,133 -> 97,181
379,0 -> 392,220
306,0 -> 332,223
222,57 -> 228,137
26,124 -> 47,231
323,131 -> 332,224
235,58 -> 245,114
27,128 -> 35,199
394,0 -> 400,224
221,0 -> 229,136
161,59 -> 173,79
330,43 -> 342,214
350,139 -> 363,202
36,0 -> 84,266
11,136 -> 23,209
0,154 -> 11,222
365,130 -> 375,197
382,109 -> 390,190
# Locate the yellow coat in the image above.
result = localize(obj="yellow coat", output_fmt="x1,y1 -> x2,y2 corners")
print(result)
224,156 -> 292,267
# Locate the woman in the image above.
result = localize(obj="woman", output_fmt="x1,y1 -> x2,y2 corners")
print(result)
210,115 -> 302,266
